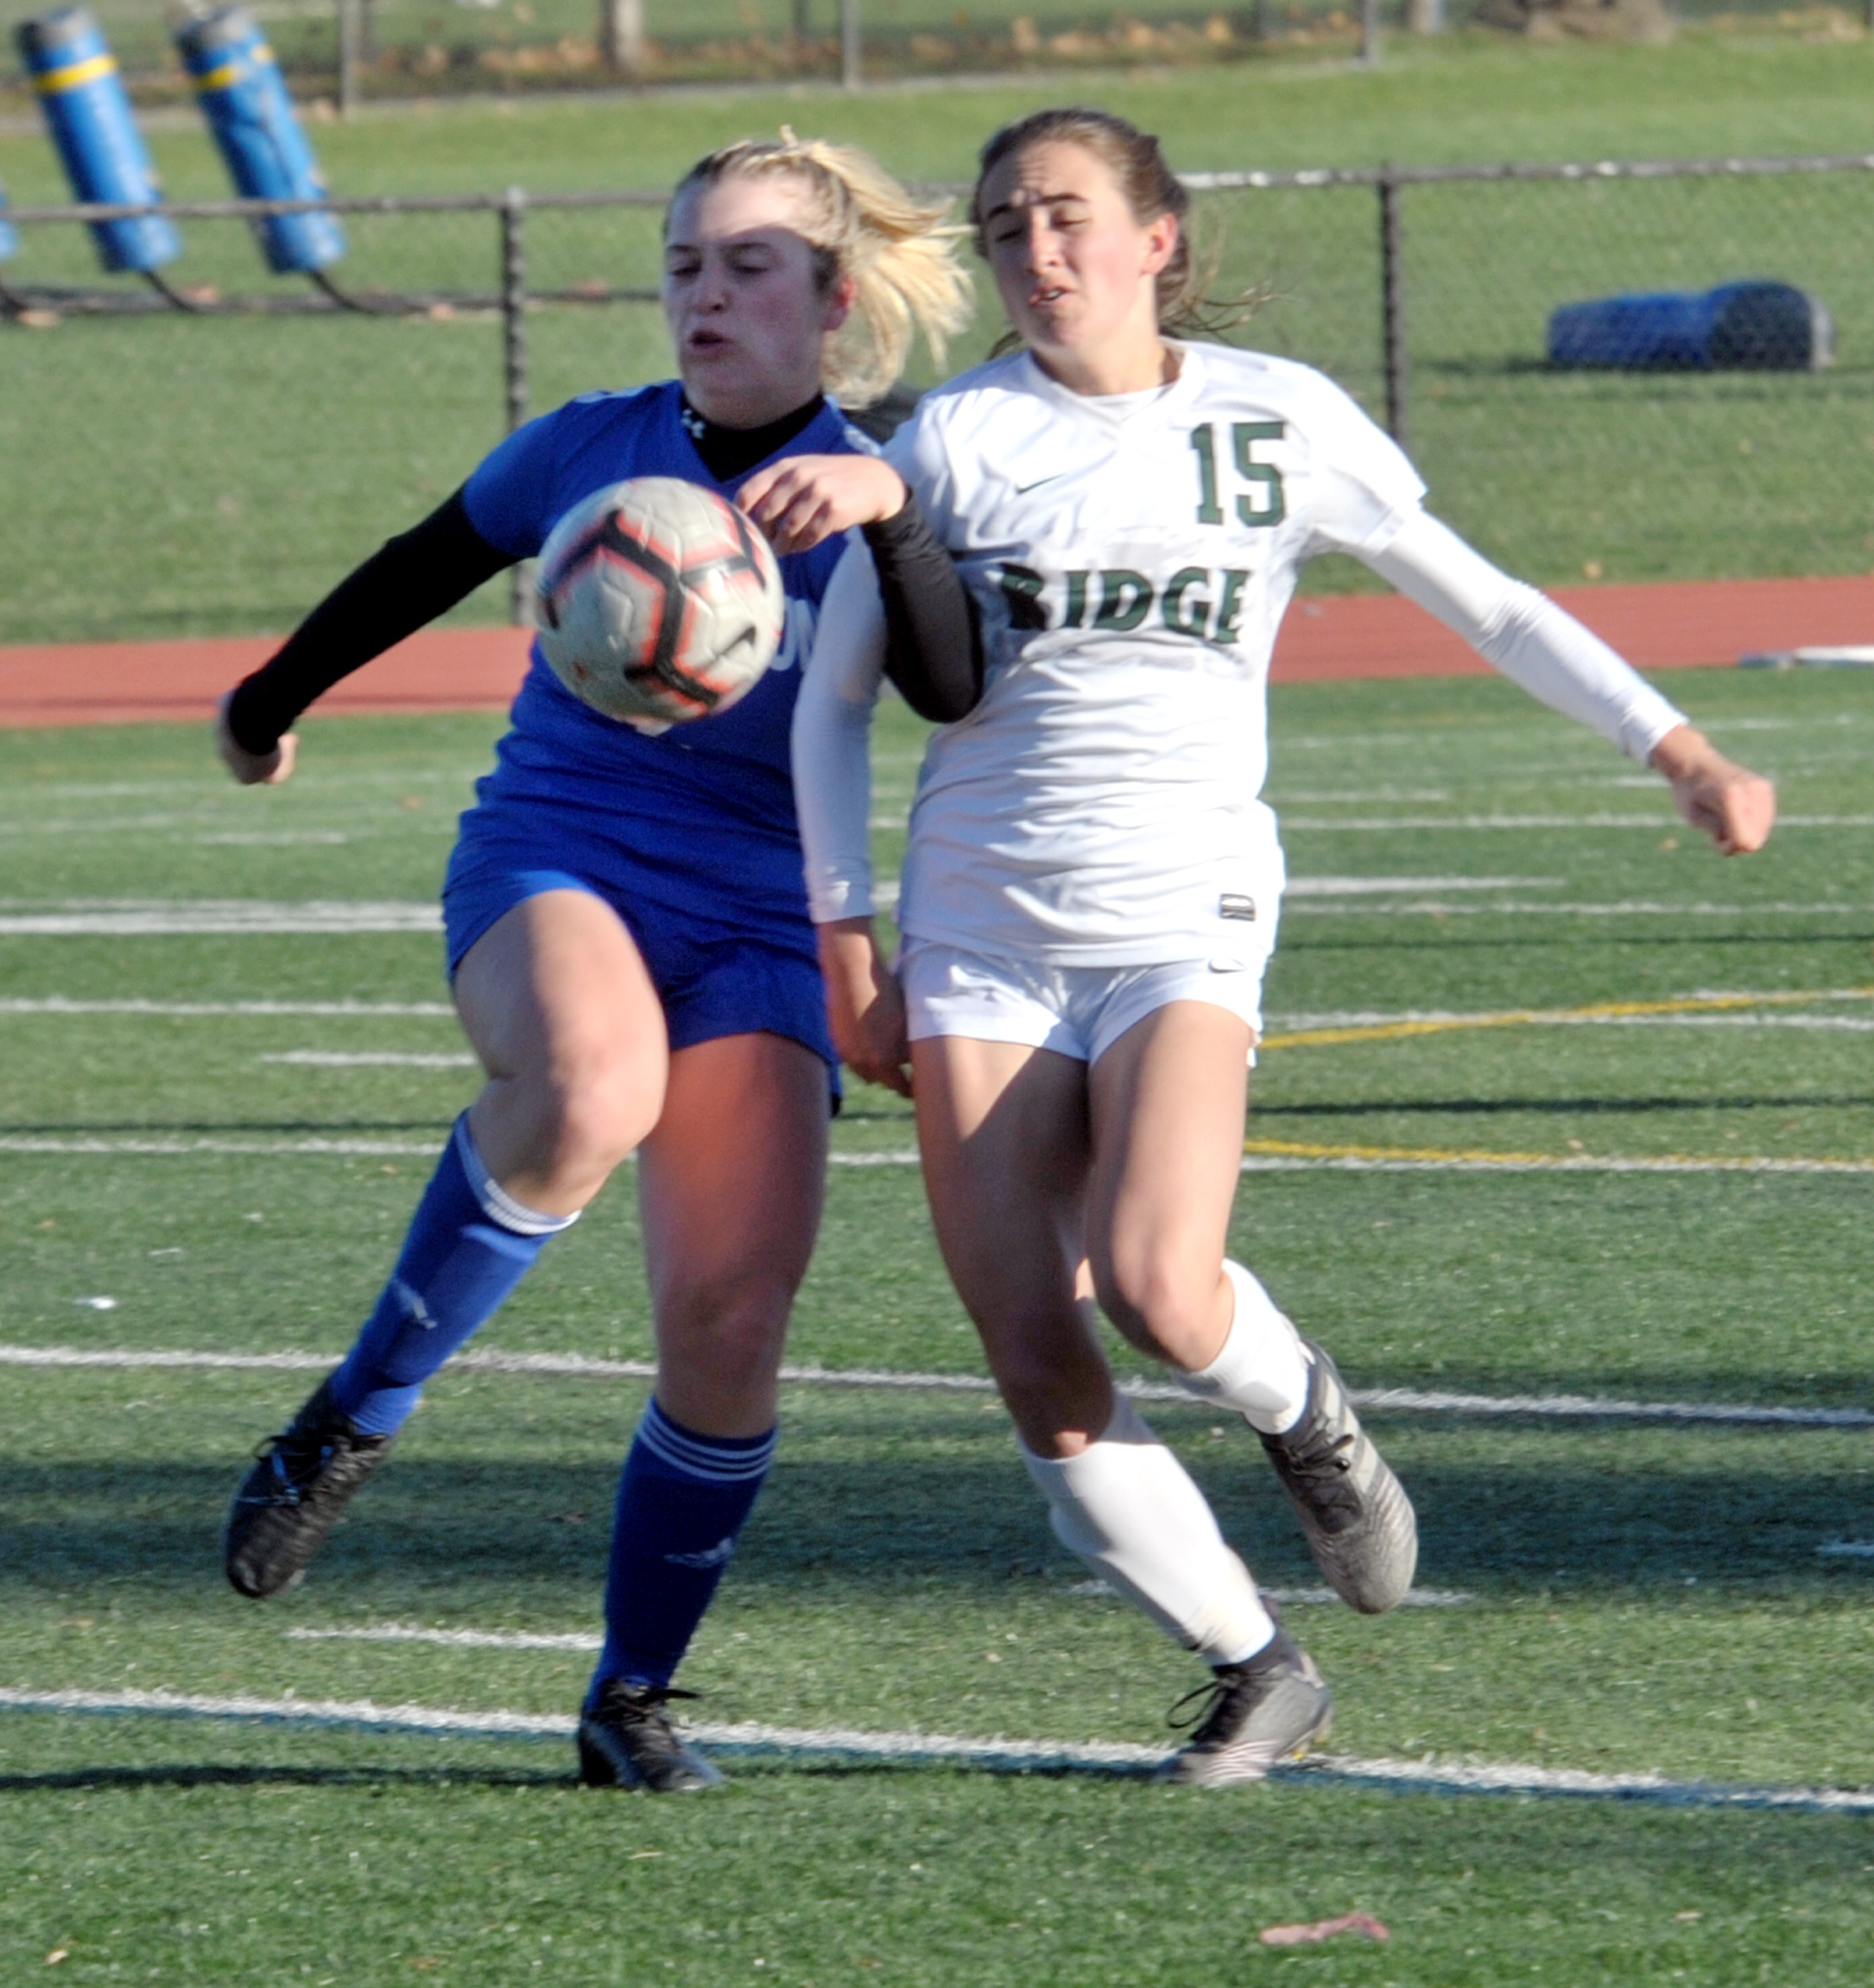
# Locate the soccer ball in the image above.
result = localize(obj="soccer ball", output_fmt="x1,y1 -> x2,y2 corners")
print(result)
533,476 -> 786,730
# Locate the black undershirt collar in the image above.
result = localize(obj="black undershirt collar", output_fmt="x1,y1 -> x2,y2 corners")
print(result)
679,390 -> 827,484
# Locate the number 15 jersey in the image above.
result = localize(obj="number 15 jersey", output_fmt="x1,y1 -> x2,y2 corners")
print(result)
883,341 -> 1427,967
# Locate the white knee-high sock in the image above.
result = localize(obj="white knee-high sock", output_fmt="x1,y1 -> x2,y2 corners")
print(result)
1021,1394 -> 1275,1667
1176,1259 -> 1312,1435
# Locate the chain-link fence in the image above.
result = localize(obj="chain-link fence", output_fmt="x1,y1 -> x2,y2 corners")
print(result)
8,1 -> 1863,103
4,150 -> 1872,636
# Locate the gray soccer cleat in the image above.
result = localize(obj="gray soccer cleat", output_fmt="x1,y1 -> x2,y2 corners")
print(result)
1258,1340 -> 1417,1615
1160,1627 -> 1333,1787
223,1377 -> 396,1600
577,1682 -> 725,1793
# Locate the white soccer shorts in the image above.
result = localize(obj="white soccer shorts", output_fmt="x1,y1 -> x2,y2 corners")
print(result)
899,938 -> 1274,1068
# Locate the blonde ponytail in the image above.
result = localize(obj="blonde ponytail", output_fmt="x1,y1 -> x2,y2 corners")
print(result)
672,131 -> 973,406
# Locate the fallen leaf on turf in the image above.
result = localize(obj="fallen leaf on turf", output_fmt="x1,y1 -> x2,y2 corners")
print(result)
45,1953 -> 68,1967
1258,1912 -> 1390,1947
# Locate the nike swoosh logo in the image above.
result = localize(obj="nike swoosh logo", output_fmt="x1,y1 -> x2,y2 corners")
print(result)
1013,476 -> 1060,494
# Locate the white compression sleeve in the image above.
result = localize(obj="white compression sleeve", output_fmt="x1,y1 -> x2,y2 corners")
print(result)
1021,1394 -> 1275,1666
1177,1260 -> 1309,1436
791,538 -> 889,925
1364,509 -> 1688,763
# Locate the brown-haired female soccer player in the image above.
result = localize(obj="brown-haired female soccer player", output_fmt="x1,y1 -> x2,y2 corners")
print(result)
782,107 -> 1776,1785
214,133 -> 971,1792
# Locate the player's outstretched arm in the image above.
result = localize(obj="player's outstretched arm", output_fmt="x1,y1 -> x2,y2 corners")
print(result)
216,490 -> 511,786
1365,512 -> 1776,856
1648,722 -> 1776,855
215,689 -> 297,786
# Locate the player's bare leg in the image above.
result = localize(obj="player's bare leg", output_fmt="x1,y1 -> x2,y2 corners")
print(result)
913,1035 -> 1316,1780
579,1028 -> 828,1792
455,889 -> 669,1216
910,1036 -> 1108,1457
1086,1000 -> 1416,1616
224,892 -> 662,1601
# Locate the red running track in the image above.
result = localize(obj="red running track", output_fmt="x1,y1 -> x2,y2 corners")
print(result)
3,574 -> 1872,728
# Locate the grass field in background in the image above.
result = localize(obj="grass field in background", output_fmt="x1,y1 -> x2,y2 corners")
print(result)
7,38 -> 1874,639
2,667 -> 1871,1982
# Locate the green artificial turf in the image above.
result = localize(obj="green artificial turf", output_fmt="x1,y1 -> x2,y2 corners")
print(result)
2,671 -> 1872,1978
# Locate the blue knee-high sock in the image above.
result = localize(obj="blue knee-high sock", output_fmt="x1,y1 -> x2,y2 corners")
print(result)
327,1114 -> 578,1437
586,1398 -> 777,1704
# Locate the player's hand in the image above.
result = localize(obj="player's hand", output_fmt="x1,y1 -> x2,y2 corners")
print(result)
737,455 -> 908,558
1648,723 -> 1776,855
216,690 -> 297,786
817,916 -> 912,1097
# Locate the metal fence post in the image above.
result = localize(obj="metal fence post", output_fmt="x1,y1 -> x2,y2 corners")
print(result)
337,0 -> 361,116
501,187 -> 531,625
1379,169 -> 1409,451
1361,0 -> 1381,65
840,0 -> 860,89
602,0 -> 644,79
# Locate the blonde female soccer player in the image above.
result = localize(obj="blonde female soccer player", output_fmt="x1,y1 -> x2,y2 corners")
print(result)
778,106 -> 1776,1786
215,134 -> 971,1792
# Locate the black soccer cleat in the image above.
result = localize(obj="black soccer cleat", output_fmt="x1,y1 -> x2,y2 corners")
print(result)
577,1681 -> 724,1793
223,1377 -> 395,1599
1258,1339 -> 1418,1616
1160,1626 -> 1334,1787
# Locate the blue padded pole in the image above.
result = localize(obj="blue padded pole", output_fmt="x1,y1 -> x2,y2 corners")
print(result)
15,8 -> 180,274
175,7 -> 344,275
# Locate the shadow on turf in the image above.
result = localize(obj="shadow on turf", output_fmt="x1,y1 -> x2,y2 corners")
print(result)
0,1760 -> 574,1794
5,1444 -> 1872,1603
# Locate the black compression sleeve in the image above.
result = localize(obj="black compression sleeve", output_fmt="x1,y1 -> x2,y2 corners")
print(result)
860,497 -> 983,725
224,490 -> 512,757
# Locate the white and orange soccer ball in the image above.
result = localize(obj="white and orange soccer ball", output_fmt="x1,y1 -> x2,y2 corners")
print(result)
533,476 -> 786,730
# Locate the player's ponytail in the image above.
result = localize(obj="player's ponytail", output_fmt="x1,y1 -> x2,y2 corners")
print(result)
969,107 -> 1258,346
672,132 -> 974,407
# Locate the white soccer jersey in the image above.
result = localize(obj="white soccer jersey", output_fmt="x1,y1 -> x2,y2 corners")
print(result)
794,341 -> 1687,966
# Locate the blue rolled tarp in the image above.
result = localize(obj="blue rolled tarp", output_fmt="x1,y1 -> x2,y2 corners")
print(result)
175,6 -> 344,275
1548,280 -> 1833,372
15,7 -> 180,273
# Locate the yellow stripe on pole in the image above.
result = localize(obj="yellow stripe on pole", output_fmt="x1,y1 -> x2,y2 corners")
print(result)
1259,985 -> 1874,1053
32,52 -> 118,93
191,60 -> 244,91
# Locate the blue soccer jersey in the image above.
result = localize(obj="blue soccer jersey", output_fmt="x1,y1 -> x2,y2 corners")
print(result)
455,380 -> 868,950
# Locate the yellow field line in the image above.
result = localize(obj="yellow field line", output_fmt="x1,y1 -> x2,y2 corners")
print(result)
1241,1136 -> 1874,1173
1259,985 -> 1874,1053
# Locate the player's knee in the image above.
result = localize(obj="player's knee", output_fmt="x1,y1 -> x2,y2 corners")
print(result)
656,1264 -> 796,1367
1091,1250 -> 1213,1363
527,1050 -> 660,1184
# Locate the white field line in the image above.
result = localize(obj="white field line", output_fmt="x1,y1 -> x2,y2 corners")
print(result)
1286,875 -> 1563,895
1060,1584 -> 1474,1608
0,999 -> 456,1017
1816,1542 -> 1874,1559
1281,900 -> 1869,918
0,901 -> 440,936
1,1135 -> 1869,1177
258,1051 -> 478,1068
4,1343 -> 1868,1429
1277,814 -> 1874,831
286,1587 -> 1478,1651
2,1686 -> 1869,1812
